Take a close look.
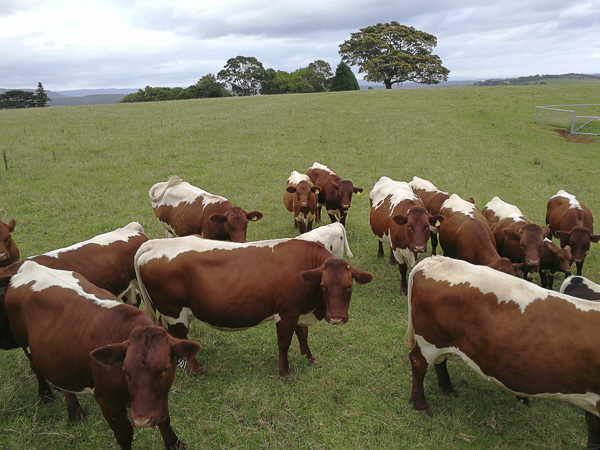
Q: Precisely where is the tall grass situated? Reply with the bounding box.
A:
[1,85,599,448]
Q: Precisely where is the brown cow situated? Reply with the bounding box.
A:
[408,177,449,256]
[406,255,600,448]
[135,236,373,376]
[283,170,320,234]
[438,194,517,275]
[539,238,572,290]
[482,196,549,280]
[546,190,599,276]
[306,162,363,226]
[0,222,148,402]
[2,261,199,449]
[369,176,443,294]
[150,175,263,242]
[0,209,19,267]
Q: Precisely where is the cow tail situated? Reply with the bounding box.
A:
[149,175,182,202]
[341,224,354,258]
[133,247,159,325]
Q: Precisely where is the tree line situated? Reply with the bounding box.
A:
[0,82,50,109]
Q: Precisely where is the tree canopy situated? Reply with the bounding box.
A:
[218,56,265,96]
[0,82,50,109]
[329,62,360,92]
[339,21,450,89]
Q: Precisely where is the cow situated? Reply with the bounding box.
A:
[0,209,19,267]
[546,190,599,276]
[135,236,373,377]
[296,222,354,259]
[560,275,600,301]
[283,170,320,234]
[149,175,263,242]
[539,238,572,290]
[2,260,199,449]
[306,162,363,226]
[0,222,148,402]
[408,177,449,256]
[406,255,600,448]
[482,197,549,280]
[437,194,517,275]
[369,176,443,294]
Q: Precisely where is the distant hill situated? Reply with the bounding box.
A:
[474,73,600,86]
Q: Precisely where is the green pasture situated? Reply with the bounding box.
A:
[1,84,599,448]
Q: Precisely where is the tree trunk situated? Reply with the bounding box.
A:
[384,80,393,89]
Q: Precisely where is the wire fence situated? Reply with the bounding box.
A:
[534,104,600,135]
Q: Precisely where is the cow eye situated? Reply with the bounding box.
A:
[162,367,170,376]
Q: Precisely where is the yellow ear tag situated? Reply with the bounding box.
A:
[435,220,441,227]
[356,191,362,195]
[315,189,320,195]
[251,216,258,221]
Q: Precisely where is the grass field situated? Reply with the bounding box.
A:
[1,84,600,449]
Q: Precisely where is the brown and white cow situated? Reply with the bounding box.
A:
[546,190,599,276]
[135,236,372,376]
[306,162,363,226]
[296,222,354,259]
[369,176,443,294]
[438,194,517,275]
[0,210,19,267]
[150,175,263,242]
[540,238,572,290]
[408,177,449,256]
[283,170,320,234]
[2,261,199,449]
[406,255,600,448]
[560,275,600,301]
[482,197,549,280]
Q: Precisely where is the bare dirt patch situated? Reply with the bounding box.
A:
[553,129,596,143]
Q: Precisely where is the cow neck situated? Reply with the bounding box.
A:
[311,247,334,315]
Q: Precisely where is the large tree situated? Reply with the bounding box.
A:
[218,56,265,96]
[35,82,50,107]
[339,21,450,89]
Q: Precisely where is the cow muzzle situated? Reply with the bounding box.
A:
[131,415,155,428]
[326,316,348,325]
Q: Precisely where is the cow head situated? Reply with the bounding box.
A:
[209,206,264,242]
[542,240,573,276]
[488,257,518,276]
[554,227,600,264]
[286,181,319,215]
[392,208,444,254]
[91,326,199,429]
[332,180,363,213]
[502,224,547,273]
[301,259,373,325]
[0,216,19,268]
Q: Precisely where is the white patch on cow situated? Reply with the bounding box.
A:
[309,162,335,175]
[42,222,144,259]
[413,256,600,314]
[274,313,282,323]
[296,222,353,258]
[483,197,525,222]
[298,312,318,326]
[370,176,418,211]
[551,189,582,209]
[287,170,310,185]
[393,247,427,269]
[159,307,194,329]
[440,194,476,218]
[414,334,600,415]
[327,208,343,220]
[12,261,121,309]
[560,276,600,295]
[409,176,448,194]
[150,179,227,208]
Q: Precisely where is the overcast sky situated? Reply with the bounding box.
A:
[2,0,599,91]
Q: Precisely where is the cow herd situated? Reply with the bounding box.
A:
[0,163,599,448]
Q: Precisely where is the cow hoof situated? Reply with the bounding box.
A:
[308,356,318,366]
[68,408,86,423]
[279,369,292,377]
[40,392,55,404]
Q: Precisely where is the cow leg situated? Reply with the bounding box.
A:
[275,321,296,377]
[95,396,134,450]
[297,220,307,234]
[63,391,85,422]
[398,263,409,295]
[23,348,54,402]
[315,205,322,224]
[434,359,457,396]
[306,220,313,232]
[377,241,385,258]
[158,416,185,450]
[576,261,584,276]
[295,325,316,365]
[586,409,600,449]
[339,214,347,226]
[328,213,338,224]
[430,233,438,256]
[409,344,431,414]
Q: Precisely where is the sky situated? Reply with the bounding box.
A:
[1,0,599,91]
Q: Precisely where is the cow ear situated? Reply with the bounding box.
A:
[301,267,323,283]
[541,226,551,238]
[392,215,408,225]
[351,267,373,285]
[555,230,571,241]
[209,213,228,224]
[90,343,128,366]
[171,338,201,362]
[247,211,263,222]
[7,219,16,232]
[503,229,520,241]
[591,235,600,243]
[332,181,340,189]
[286,186,297,194]
[311,185,321,194]
[353,187,363,195]
[429,215,444,227]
